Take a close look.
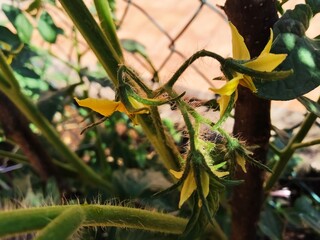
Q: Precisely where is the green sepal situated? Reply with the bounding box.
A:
[225,58,293,80]
[193,162,214,226]
[179,195,206,240]
[130,89,186,106]
[246,154,273,173]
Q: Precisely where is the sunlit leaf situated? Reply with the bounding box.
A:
[2,4,33,43]
[38,11,63,43]
[255,4,320,100]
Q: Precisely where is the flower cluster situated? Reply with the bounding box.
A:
[210,23,287,116]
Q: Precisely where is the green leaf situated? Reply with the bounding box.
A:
[37,83,80,121]
[108,0,116,13]
[298,96,320,117]
[283,196,320,235]
[0,26,23,54]
[2,4,33,43]
[112,169,172,198]
[258,207,284,240]
[306,0,320,14]
[121,39,148,57]
[255,4,320,100]
[38,11,63,43]
[2,4,20,25]
[180,195,206,240]
[282,208,304,227]
[47,0,56,5]
[300,214,320,234]
[294,196,320,218]
[26,0,42,14]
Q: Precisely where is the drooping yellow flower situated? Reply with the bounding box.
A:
[235,153,247,173]
[74,96,149,124]
[210,23,287,116]
[170,168,209,208]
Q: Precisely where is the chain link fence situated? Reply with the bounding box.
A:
[115,0,229,99]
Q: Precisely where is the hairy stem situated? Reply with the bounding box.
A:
[34,207,85,240]
[0,205,187,238]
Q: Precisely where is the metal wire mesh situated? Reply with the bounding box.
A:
[115,0,229,98]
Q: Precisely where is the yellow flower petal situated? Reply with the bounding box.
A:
[74,97,122,117]
[260,29,273,56]
[230,22,250,60]
[128,96,149,114]
[179,168,196,208]
[240,76,257,93]
[218,95,230,117]
[116,102,130,115]
[210,76,241,96]
[244,53,287,72]
[236,154,247,173]
[201,171,210,198]
[169,169,183,179]
[210,167,230,178]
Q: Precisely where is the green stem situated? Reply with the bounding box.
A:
[264,96,320,193]
[0,149,77,173]
[137,109,182,170]
[94,0,124,61]
[0,77,111,189]
[58,0,121,84]
[122,65,153,95]
[224,58,293,80]
[14,91,111,188]
[155,50,226,95]
[292,138,320,150]
[268,143,282,155]
[0,205,187,238]
[212,94,236,130]
[0,50,19,89]
[34,207,85,240]
[0,50,107,186]
[59,0,181,171]
[0,150,29,164]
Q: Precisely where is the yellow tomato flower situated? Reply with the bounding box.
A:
[235,153,247,173]
[170,168,209,208]
[210,23,287,116]
[210,166,229,178]
[74,96,149,124]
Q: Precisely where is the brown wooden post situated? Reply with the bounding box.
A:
[223,1,278,239]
